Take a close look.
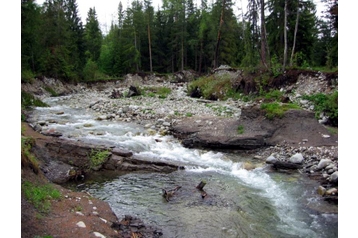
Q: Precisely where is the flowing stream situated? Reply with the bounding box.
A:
[27,94,338,238]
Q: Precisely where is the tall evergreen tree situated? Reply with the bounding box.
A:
[84,7,103,62]
[21,0,42,76]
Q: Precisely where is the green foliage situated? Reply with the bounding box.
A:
[264,89,284,101]
[261,102,300,120]
[302,91,338,126]
[21,136,39,174]
[21,70,35,83]
[89,149,111,169]
[22,181,61,213]
[83,59,98,81]
[237,125,244,134]
[44,86,58,97]
[188,74,232,100]
[270,55,282,77]
[21,91,49,109]
[185,112,193,117]
[142,86,172,98]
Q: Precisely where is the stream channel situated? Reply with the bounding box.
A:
[28,93,338,238]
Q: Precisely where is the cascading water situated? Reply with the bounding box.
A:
[27,94,338,238]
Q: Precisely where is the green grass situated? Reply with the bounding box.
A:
[301,90,338,126]
[22,181,61,213]
[142,86,172,99]
[260,102,301,120]
[188,74,233,100]
[44,86,58,97]
[185,112,193,117]
[237,125,244,134]
[89,149,111,169]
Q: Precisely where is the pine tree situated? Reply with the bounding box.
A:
[84,7,103,62]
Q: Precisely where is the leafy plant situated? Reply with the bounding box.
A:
[22,181,61,213]
[185,112,193,117]
[301,91,338,126]
[261,102,300,120]
[89,149,111,169]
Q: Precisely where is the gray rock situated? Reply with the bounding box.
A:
[317,159,332,170]
[330,171,338,183]
[289,153,304,164]
[266,155,277,164]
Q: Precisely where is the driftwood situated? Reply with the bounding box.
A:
[272,161,303,170]
[162,186,182,202]
[196,181,208,199]
[110,89,122,99]
[196,181,206,191]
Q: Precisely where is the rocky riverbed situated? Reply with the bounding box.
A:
[23,70,338,204]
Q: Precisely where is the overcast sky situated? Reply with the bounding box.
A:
[35,0,325,35]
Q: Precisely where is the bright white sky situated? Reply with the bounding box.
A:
[35,0,325,35]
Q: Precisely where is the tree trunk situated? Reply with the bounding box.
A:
[283,0,288,70]
[147,24,153,72]
[290,2,300,67]
[260,0,267,68]
[214,0,226,69]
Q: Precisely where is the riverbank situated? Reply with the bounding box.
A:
[21,70,338,237]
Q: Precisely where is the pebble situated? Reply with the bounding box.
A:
[76,221,86,228]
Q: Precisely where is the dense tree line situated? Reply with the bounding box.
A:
[21,0,338,82]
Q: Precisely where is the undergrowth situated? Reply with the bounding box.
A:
[301,90,338,126]
[22,181,61,213]
[261,102,301,120]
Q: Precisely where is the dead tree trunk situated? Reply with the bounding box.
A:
[196,181,206,190]
[162,186,182,202]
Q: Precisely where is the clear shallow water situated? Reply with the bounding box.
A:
[28,95,338,238]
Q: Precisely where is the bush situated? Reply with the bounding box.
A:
[302,91,338,126]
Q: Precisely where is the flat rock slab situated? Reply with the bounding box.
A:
[170,108,338,150]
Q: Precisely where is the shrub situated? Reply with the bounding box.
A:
[302,91,338,126]
[22,181,61,213]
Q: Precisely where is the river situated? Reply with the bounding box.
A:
[27,92,338,238]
